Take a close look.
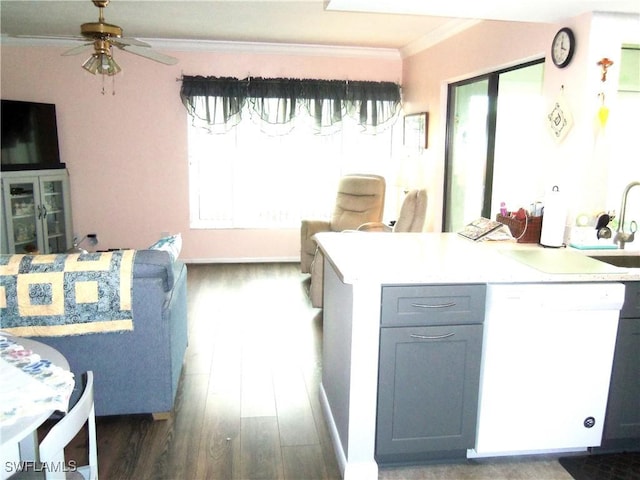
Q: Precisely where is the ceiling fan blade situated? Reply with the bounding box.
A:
[114,37,151,48]
[119,45,178,65]
[61,43,94,56]
[15,34,84,41]
[12,34,88,48]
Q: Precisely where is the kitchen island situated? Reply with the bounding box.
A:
[314,232,639,480]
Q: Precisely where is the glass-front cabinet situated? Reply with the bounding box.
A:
[1,169,73,254]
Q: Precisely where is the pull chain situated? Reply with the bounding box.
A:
[100,73,117,95]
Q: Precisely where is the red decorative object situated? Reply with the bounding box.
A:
[597,58,614,82]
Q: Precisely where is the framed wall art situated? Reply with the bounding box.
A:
[403,112,428,150]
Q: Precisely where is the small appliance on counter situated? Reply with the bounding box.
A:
[568,212,618,250]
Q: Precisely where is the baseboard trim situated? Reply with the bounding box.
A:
[184,256,300,264]
[319,383,347,477]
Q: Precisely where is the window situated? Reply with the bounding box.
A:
[608,45,640,212]
[184,77,402,229]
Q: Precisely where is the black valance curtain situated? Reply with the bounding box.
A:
[180,76,401,134]
[180,76,249,132]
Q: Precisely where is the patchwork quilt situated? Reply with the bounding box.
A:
[0,250,135,337]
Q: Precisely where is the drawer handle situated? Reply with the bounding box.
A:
[411,302,457,309]
[410,333,455,340]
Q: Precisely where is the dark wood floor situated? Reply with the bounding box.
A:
[62,263,341,480]
[54,262,575,480]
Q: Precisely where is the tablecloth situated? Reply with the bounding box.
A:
[0,334,75,427]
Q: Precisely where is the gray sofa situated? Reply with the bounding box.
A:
[29,249,188,418]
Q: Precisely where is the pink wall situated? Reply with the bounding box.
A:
[402,20,557,231]
[6,16,630,259]
[1,44,401,261]
[402,15,639,231]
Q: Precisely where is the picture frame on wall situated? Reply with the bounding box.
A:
[403,112,428,150]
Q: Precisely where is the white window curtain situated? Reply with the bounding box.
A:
[188,103,401,229]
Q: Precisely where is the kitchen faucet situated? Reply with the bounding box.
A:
[614,180,640,249]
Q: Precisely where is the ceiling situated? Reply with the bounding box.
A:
[1,0,639,56]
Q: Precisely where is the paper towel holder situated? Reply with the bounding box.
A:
[540,185,567,248]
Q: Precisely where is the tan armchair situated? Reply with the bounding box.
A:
[358,189,427,233]
[309,188,427,308]
[300,174,386,274]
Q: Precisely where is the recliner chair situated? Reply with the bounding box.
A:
[358,189,427,233]
[300,174,386,274]
[308,188,427,308]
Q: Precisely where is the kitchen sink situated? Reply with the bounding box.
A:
[589,255,640,268]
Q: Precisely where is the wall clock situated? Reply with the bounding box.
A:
[551,27,576,68]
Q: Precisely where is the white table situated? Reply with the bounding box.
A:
[0,337,72,480]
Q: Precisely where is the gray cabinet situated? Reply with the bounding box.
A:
[601,282,640,451]
[376,284,485,464]
[1,169,73,254]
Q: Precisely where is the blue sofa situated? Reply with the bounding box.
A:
[29,249,188,418]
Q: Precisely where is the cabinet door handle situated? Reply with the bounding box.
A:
[411,302,456,309]
[410,332,455,340]
[41,204,48,219]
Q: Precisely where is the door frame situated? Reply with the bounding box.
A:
[442,58,544,232]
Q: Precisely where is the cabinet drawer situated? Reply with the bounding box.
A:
[381,284,486,326]
[621,282,640,319]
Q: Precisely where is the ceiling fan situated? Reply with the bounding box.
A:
[61,0,178,76]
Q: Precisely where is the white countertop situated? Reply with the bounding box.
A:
[314,232,640,285]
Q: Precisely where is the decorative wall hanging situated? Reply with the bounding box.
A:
[547,86,573,142]
[596,57,614,128]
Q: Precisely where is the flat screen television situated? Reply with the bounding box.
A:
[1,99,64,171]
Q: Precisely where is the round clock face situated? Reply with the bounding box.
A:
[552,28,575,68]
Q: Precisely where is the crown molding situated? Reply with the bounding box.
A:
[0,35,402,61]
[400,18,481,58]
[1,17,479,61]
[0,35,82,48]
[152,38,401,60]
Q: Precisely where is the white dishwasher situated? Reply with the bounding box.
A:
[471,282,625,457]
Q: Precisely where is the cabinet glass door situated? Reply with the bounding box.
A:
[41,179,69,253]
[6,179,41,254]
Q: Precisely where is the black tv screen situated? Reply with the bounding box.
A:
[1,99,64,171]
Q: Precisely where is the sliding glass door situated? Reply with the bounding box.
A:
[443,60,544,232]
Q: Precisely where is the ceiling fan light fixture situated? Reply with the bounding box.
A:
[61,0,178,84]
[82,51,121,76]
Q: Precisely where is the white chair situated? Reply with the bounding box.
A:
[39,371,98,480]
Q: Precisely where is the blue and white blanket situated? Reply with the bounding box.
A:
[0,251,135,336]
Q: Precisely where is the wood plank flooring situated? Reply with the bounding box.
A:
[61,263,340,480]
[52,263,573,479]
